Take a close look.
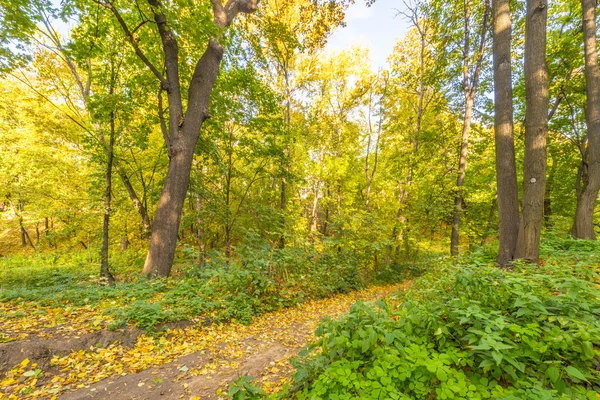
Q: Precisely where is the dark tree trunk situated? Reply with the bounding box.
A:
[20,224,26,247]
[100,109,116,285]
[573,0,600,239]
[492,0,520,266]
[516,0,549,263]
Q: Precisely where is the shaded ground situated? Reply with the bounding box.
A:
[0,281,411,399]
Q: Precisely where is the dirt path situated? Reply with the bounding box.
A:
[1,282,411,399]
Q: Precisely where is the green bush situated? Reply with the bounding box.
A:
[289,246,600,399]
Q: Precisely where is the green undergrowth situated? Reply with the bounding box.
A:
[232,238,600,399]
[0,242,415,330]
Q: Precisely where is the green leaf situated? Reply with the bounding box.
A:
[436,367,448,382]
[565,366,588,382]
[546,366,559,383]
[581,341,595,359]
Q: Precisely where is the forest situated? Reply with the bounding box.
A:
[0,0,599,398]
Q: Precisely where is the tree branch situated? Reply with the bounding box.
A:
[95,0,167,87]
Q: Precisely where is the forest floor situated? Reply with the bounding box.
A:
[0,280,412,400]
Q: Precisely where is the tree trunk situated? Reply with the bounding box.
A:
[120,221,129,250]
[116,167,152,236]
[573,0,600,239]
[195,194,206,267]
[516,0,549,262]
[143,39,227,277]
[451,94,474,256]
[309,183,319,235]
[100,109,116,285]
[20,223,26,247]
[492,0,520,266]
[544,154,556,230]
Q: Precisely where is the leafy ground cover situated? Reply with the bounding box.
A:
[251,238,600,399]
[0,281,410,399]
[1,244,409,343]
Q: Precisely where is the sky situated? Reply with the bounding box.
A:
[326,0,410,70]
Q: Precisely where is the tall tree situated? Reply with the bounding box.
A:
[98,0,259,277]
[492,0,519,265]
[572,0,600,239]
[516,0,549,262]
[450,0,491,256]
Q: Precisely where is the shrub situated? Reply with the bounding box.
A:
[290,250,600,399]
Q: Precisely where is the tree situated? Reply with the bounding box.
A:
[96,0,259,277]
[516,0,549,262]
[444,0,491,256]
[572,0,600,239]
[492,0,519,265]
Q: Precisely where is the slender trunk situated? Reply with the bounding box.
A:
[224,122,233,260]
[279,176,286,248]
[450,0,490,256]
[322,186,330,236]
[117,167,152,236]
[573,0,600,239]
[100,109,116,285]
[279,67,291,249]
[35,223,40,244]
[20,223,26,247]
[492,0,520,266]
[309,183,319,235]
[516,0,549,262]
[195,194,206,267]
[451,94,475,256]
[120,221,129,250]
[544,154,556,230]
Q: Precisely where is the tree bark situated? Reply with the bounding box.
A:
[138,0,257,277]
[492,0,520,266]
[516,0,549,262]
[572,0,600,239]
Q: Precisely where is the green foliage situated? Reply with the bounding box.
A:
[229,376,267,400]
[289,240,600,399]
